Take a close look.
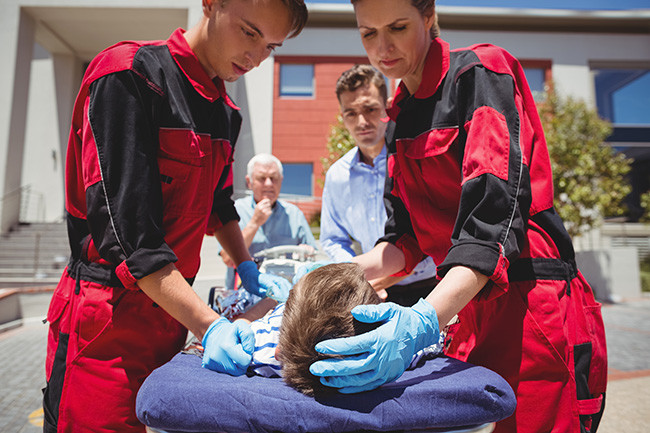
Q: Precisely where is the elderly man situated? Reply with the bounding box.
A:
[220,153,317,289]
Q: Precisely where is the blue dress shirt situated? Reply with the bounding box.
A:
[320,146,436,285]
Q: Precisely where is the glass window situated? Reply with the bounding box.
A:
[281,163,313,196]
[523,67,546,102]
[593,66,650,221]
[280,64,314,97]
[594,68,650,126]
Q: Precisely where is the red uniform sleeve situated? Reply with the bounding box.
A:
[84,71,177,287]
[438,61,532,298]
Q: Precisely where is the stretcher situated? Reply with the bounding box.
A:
[136,246,516,432]
[136,352,516,433]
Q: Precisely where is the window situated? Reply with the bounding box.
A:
[523,67,547,102]
[593,66,650,145]
[594,68,650,128]
[281,163,313,196]
[592,66,650,221]
[279,64,314,97]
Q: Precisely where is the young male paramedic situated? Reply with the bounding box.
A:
[42,0,307,432]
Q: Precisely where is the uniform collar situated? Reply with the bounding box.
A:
[167,28,240,110]
[386,38,450,120]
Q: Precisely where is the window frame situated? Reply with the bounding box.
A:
[280,162,314,197]
[278,63,315,99]
[520,59,553,102]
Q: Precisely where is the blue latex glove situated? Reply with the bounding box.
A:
[292,260,334,285]
[309,298,439,393]
[237,260,293,302]
[202,317,255,375]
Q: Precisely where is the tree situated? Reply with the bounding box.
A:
[320,115,355,183]
[640,191,650,223]
[538,89,632,238]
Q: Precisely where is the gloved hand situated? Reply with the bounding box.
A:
[237,260,293,302]
[309,298,439,393]
[292,260,334,285]
[202,317,255,375]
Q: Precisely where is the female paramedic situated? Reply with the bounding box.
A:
[307,1,608,432]
[41,0,306,432]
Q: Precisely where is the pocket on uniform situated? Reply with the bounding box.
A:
[397,128,461,212]
[403,127,458,159]
[158,128,210,216]
[47,276,72,330]
[75,282,127,356]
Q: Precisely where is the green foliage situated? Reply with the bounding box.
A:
[640,254,650,292]
[538,89,632,238]
[640,190,650,223]
[320,115,356,182]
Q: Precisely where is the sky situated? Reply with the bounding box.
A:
[307,0,650,10]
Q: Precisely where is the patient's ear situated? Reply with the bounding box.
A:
[275,346,282,361]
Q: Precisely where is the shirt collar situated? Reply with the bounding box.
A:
[386,38,450,120]
[351,145,387,169]
[167,28,240,110]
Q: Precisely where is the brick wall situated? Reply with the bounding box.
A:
[272,56,368,198]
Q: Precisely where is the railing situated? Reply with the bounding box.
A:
[0,185,47,227]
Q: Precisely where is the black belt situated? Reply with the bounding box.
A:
[508,258,577,294]
[67,258,195,290]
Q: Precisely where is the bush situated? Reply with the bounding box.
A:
[320,115,355,184]
[640,254,650,293]
[538,89,632,238]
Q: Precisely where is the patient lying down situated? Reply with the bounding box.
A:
[190,263,441,396]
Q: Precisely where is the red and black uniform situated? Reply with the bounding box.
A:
[43,29,242,433]
[380,38,607,433]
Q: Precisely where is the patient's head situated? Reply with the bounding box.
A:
[277,263,381,396]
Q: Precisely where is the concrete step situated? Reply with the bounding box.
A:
[0,222,68,288]
[0,245,69,254]
[0,277,59,289]
[0,289,23,332]
[0,259,67,268]
[0,264,65,275]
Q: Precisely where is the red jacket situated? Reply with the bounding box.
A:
[381,38,569,295]
[64,28,241,288]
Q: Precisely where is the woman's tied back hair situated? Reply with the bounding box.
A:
[278,263,381,396]
[350,0,439,39]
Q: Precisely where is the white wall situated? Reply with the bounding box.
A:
[443,30,650,104]
[8,16,650,224]
[21,46,64,222]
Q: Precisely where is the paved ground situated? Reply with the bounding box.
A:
[1,238,648,432]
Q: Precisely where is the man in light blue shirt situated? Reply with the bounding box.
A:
[219,154,317,289]
[320,65,436,306]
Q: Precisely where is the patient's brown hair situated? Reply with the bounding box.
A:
[277,263,381,396]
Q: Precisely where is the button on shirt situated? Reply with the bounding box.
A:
[320,146,436,285]
[221,195,317,290]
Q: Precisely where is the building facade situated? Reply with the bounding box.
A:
[1,1,649,233]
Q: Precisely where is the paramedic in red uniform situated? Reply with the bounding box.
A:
[41,0,307,432]
[308,1,608,432]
